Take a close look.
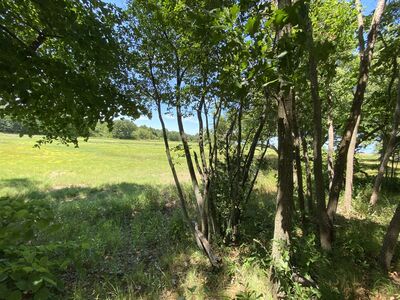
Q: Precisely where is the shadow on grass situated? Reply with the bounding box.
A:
[0,178,277,299]
[1,177,399,299]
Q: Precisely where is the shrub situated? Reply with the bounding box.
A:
[0,197,72,299]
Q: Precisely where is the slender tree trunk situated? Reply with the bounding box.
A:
[230,101,243,243]
[176,104,208,237]
[271,0,294,263]
[305,3,332,250]
[301,134,314,213]
[156,100,190,224]
[327,91,335,190]
[327,0,386,223]
[157,101,220,267]
[343,115,361,213]
[148,57,220,267]
[370,78,400,205]
[272,87,294,260]
[379,204,400,271]
[293,97,305,223]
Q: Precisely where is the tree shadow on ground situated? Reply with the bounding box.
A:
[2,177,399,299]
[310,213,400,299]
[0,178,277,299]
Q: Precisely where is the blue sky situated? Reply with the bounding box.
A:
[106,0,379,153]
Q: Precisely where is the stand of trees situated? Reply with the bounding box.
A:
[1,0,400,298]
[0,118,195,141]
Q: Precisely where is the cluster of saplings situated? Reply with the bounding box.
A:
[1,0,400,298]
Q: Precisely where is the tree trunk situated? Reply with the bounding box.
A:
[271,0,294,263]
[327,91,335,190]
[343,115,361,213]
[370,79,400,205]
[326,0,386,223]
[148,57,220,267]
[305,3,332,250]
[176,104,208,237]
[293,97,305,223]
[301,134,314,213]
[379,204,400,271]
[272,87,294,260]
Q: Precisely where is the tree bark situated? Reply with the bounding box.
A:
[305,3,332,250]
[379,203,400,271]
[272,86,294,260]
[326,0,386,223]
[293,97,305,223]
[343,115,361,213]
[327,91,335,190]
[301,134,314,214]
[176,104,208,237]
[370,78,400,205]
[271,0,294,263]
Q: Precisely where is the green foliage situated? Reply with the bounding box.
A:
[0,197,71,299]
[235,284,263,300]
[111,119,137,139]
[0,118,31,135]
[271,238,322,300]
[0,0,145,144]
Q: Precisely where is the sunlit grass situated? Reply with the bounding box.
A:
[1,133,400,299]
[0,133,189,191]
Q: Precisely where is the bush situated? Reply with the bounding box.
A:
[0,197,72,300]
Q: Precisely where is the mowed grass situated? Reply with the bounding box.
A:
[1,133,400,299]
[0,133,277,299]
[0,133,190,190]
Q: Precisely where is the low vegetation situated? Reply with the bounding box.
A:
[0,134,399,299]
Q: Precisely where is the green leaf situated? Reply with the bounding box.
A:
[34,287,50,300]
[277,51,288,58]
[245,17,259,35]
[43,277,57,287]
[9,290,22,300]
[15,210,29,219]
[0,283,11,296]
[15,279,30,291]
[230,4,240,19]
[274,9,289,25]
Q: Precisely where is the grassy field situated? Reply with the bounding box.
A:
[0,134,189,188]
[1,133,400,299]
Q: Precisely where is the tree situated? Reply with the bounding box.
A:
[369,1,400,205]
[271,0,294,268]
[0,0,144,144]
[343,0,369,213]
[380,203,400,271]
[370,77,400,205]
[326,0,386,245]
[128,0,275,266]
[304,0,332,250]
[112,120,137,139]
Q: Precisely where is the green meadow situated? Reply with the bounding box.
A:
[1,133,399,299]
[0,134,188,188]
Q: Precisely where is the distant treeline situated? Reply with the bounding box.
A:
[0,118,195,141]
